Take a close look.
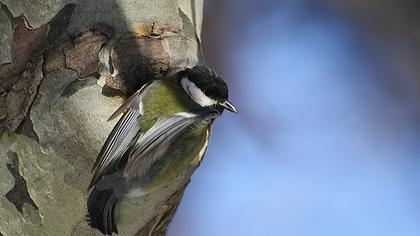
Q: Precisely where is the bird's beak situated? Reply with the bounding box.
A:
[221,100,238,113]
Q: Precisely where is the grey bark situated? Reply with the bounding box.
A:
[0,0,204,235]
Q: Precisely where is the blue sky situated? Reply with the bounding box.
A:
[168,2,420,236]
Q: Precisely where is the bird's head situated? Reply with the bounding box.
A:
[177,65,237,113]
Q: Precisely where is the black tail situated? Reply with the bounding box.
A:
[87,188,119,235]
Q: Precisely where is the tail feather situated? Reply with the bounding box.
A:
[87,188,119,235]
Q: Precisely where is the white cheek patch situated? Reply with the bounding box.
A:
[181,78,218,107]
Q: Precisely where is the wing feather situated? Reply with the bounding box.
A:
[89,83,151,188]
[107,82,151,121]
[124,107,219,179]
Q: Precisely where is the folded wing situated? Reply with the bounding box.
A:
[124,107,220,179]
[89,83,151,189]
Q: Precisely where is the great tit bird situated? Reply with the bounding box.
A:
[87,65,237,235]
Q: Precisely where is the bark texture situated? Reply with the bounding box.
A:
[0,0,204,235]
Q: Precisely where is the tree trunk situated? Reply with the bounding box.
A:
[0,0,204,235]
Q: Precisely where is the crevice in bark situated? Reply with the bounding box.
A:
[102,84,126,98]
[61,77,97,98]
[5,152,39,215]
[16,117,39,143]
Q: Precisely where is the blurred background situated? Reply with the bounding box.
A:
[169,0,420,235]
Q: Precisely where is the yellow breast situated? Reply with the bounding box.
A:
[141,79,199,131]
[139,79,212,190]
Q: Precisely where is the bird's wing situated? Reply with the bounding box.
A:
[107,83,151,121]
[89,83,151,188]
[124,107,220,180]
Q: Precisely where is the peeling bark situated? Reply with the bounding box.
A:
[0,1,205,235]
[5,56,44,133]
[43,41,68,74]
[65,31,108,79]
[0,16,48,82]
